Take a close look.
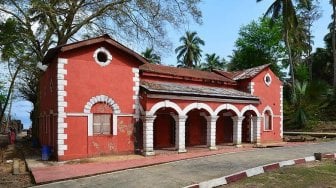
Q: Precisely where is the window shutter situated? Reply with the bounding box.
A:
[93,114,112,135]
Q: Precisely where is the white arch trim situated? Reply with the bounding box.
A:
[139,104,145,116]
[240,104,261,117]
[83,94,121,113]
[262,105,274,131]
[182,102,214,116]
[214,104,241,116]
[147,100,182,116]
[262,106,274,116]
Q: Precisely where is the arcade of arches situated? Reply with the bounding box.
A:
[139,102,264,156]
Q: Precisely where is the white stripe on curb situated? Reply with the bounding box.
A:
[199,176,227,188]
[279,159,295,167]
[245,166,264,177]
[183,154,334,188]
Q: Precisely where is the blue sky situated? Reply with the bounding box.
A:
[162,0,332,65]
[10,0,333,128]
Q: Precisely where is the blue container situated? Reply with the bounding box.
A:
[41,145,51,161]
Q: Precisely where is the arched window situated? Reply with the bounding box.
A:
[264,110,272,130]
[91,102,113,135]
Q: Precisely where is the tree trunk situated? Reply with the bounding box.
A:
[0,64,22,126]
[332,0,336,88]
[285,29,296,94]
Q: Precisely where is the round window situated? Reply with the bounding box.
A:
[264,73,272,86]
[97,51,108,62]
[93,47,112,67]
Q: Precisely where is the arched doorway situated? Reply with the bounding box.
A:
[242,111,257,143]
[185,109,208,146]
[153,108,176,149]
[216,110,236,144]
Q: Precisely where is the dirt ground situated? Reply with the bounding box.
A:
[0,133,33,188]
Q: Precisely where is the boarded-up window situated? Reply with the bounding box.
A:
[93,114,112,135]
[264,111,272,130]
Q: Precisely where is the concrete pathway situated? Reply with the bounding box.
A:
[30,145,256,183]
[34,141,336,188]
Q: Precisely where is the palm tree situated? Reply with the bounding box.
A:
[175,31,205,68]
[141,47,161,64]
[257,0,311,91]
[200,53,227,71]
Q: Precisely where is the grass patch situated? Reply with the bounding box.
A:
[224,160,336,188]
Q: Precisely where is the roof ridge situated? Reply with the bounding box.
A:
[42,34,148,65]
[214,64,271,81]
[140,63,236,84]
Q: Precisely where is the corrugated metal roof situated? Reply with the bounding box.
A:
[140,63,236,84]
[141,81,259,100]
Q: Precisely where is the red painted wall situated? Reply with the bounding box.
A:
[61,43,137,114]
[57,42,140,160]
[62,116,88,160]
[154,114,175,148]
[252,68,282,143]
[39,58,58,152]
[186,110,207,146]
[216,116,233,144]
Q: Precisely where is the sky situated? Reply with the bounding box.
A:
[9,0,333,129]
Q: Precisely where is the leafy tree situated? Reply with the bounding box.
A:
[175,31,205,68]
[257,0,311,88]
[229,18,285,78]
[0,18,28,126]
[0,0,202,137]
[199,53,227,71]
[141,48,161,64]
[311,48,333,84]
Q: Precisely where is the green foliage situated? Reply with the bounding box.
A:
[141,48,161,64]
[318,89,336,121]
[285,80,329,129]
[229,17,285,78]
[175,31,205,68]
[199,53,227,71]
[311,48,333,85]
[294,63,309,82]
[0,18,26,60]
[0,81,5,105]
[258,0,313,88]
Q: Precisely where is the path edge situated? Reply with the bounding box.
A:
[185,153,336,188]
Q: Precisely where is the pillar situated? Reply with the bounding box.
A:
[175,115,187,153]
[232,116,244,147]
[143,115,156,156]
[206,115,218,150]
[252,116,262,145]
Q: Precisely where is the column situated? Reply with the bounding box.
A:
[143,115,156,156]
[206,115,218,150]
[232,116,244,147]
[175,115,187,153]
[252,116,262,145]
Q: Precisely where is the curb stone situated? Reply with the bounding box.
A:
[185,152,336,188]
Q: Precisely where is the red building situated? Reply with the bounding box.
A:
[39,35,283,161]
